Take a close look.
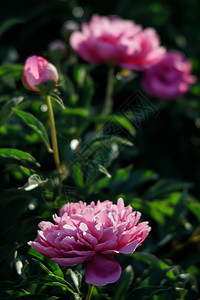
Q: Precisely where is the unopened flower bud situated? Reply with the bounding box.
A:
[23,55,58,93]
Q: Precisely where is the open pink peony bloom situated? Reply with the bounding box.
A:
[141,51,196,100]
[29,198,150,286]
[118,28,166,70]
[23,56,58,93]
[70,14,165,70]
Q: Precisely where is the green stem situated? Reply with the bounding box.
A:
[45,95,62,195]
[86,284,93,300]
[102,65,115,117]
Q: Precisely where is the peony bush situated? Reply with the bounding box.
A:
[0,2,199,300]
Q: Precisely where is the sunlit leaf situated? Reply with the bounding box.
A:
[0,148,40,166]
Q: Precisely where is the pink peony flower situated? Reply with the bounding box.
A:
[70,14,165,70]
[141,51,196,100]
[118,28,166,70]
[29,198,150,286]
[23,55,58,93]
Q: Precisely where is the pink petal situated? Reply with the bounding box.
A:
[85,254,121,286]
[28,241,58,258]
[118,240,139,254]
[95,240,118,251]
[52,256,90,266]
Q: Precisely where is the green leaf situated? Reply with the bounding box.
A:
[20,174,47,191]
[88,165,133,194]
[74,65,86,87]
[91,135,134,148]
[132,253,170,271]
[29,249,64,279]
[72,163,84,188]
[143,180,192,199]
[28,247,44,261]
[0,96,24,127]
[14,109,52,152]
[0,148,40,166]
[0,64,23,78]
[51,94,66,110]
[63,107,89,118]
[111,114,136,135]
[186,200,200,221]
[82,74,94,108]
[67,269,82,294]
[15,275,73,292]
[112,265,134,300]
[97,163,111,178]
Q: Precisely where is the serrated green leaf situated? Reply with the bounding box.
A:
[0,148,40,166]
[0,96,24,127]
[14,109,52,152]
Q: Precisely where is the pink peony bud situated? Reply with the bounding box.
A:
[70,14,165,70]
[23,55,58,93]
[29,198,151,286]
[141,51,196,100]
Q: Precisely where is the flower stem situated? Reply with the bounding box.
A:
[45,94,62,195]
[102,65,115,117]
[86,284,93,300]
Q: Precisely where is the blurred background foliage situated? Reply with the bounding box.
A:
[0,0,200,299]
